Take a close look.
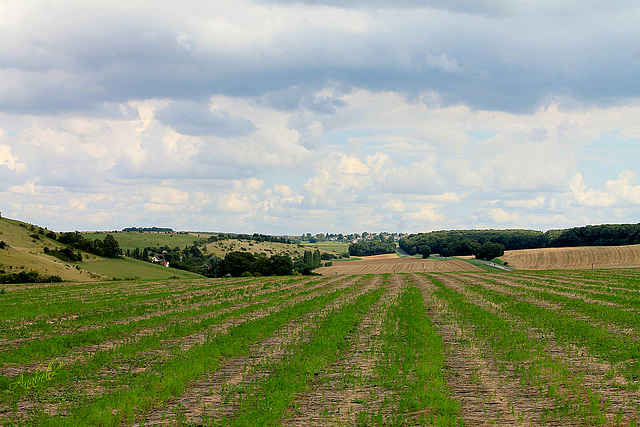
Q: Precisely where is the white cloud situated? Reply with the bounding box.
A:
[503,196,546,209]
[568,173,616,207]
[477,208,521,224]
[148,187,190,205]
[2,1,640,233]
[604,170,640,205]
[0,143,26,173]
[443,158,483,188]
[402,204,446,223]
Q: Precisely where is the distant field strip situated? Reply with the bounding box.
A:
[317,256,483,275]
[501,244,640,270]
[1,268,639,425]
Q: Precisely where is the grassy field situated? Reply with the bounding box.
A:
[2,268,640,425]
[0,218,106,282]
[75,257,203,280]
[204,239,336,259]
[301,241,350,255]
[0,218,205,282]
[83,232,210,252]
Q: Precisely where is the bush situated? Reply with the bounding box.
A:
[0,271,64,284]
[48,247,83,262]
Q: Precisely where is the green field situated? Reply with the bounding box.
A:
[301,241,350,254]
[2,268,640,425]
[84,232,210,252]
[74,257,203,280]
[0,219,207,282]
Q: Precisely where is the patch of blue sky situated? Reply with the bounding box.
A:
[578,131,640,184]
[465,130,499,143]
[321,128,412,151]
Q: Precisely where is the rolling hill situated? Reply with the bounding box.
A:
[0,218,201,282]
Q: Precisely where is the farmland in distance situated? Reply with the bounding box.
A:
[2,267,640,426]
[501,244,640,270]
[317,254,484,275]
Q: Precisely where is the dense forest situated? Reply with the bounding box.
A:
[348,241,397,257]
[399,224,640,257]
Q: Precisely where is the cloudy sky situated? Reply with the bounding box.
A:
[1,0,640,234]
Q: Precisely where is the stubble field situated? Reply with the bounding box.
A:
[500,244,640,270]
[1,268,640,426]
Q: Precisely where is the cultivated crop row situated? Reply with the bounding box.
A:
[1,268,639,425]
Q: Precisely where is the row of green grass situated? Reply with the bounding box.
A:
[430,273,626,425]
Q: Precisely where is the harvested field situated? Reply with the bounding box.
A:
[2,268,640,426]
[316,255,483,275]
[501,244,640,270]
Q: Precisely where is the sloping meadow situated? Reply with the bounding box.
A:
[1,269,639,426]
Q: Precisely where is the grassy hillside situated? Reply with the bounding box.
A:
[301,241,350,255]
[0,218,201,282]
[84,232,340,260]
[75,257,203,280]
[203,238,336,259]
[84,232,211,252]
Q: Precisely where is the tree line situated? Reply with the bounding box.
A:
[348,241,397,257]
[56,232,121,259]
[399,224,640,260]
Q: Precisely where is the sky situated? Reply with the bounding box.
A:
[1,0,640,234]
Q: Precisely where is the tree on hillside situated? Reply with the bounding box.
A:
[220,252,256,277]
[102,234,121,258]
[475,242,505,261]
[270,254,294,276]
[418,244,431,259]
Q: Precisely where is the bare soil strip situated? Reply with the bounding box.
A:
[1,277,295,341]
[0,277,337,378]
[459,273,640,340]
[411,274,549,426]
[280,275,402,426]
[0,276,359,423]
[468,272,638,308]
[437,273,640,424]
[135,276,378,426]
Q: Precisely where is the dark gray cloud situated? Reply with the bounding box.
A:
[1,2,639,116]
[155,101,256,137]
[253,86,350,113]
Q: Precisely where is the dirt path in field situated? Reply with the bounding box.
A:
[436,273,640,425]
[412,273,554,426]
[280,274,403,426]
[134,275,380,426]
